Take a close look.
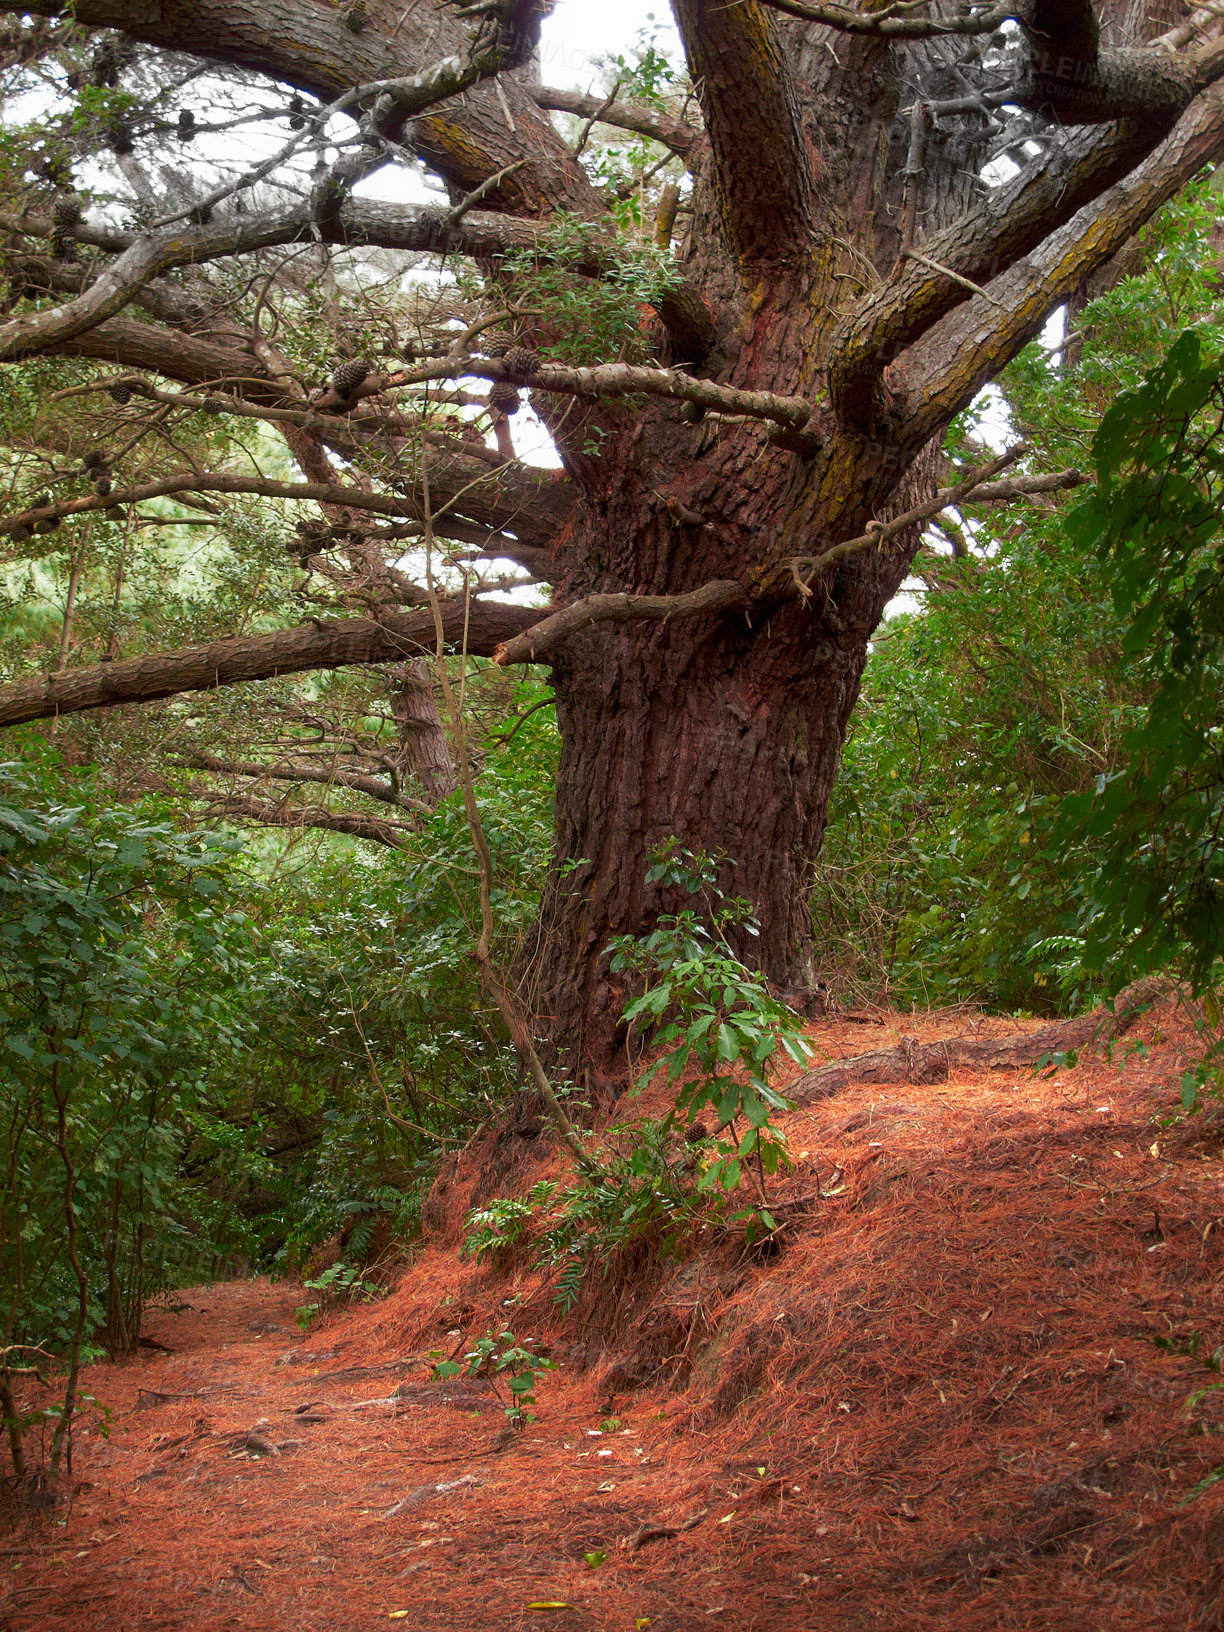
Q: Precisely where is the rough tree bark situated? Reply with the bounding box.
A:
[387,663,457,807]
[0,0,1220,1083]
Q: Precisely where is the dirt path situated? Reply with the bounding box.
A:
[4,1280,750,1632]
[7,994,1224,1630]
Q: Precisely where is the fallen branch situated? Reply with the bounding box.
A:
[790,976,1172,1102]
[626,1509,709,1552]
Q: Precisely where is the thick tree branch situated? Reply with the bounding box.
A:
[0,0,595,218]
[492,578,750,666]
[670,0,814,263]
[451,358,816,433]
[903,77,1224,444]
[197,792,415,848]
[0,467,571,554]
[756,0,1012,36]
[525,84,698,156]
[0,225,243,362]
[0,603,540,729]
[829,83,1218,431]
[180,751,430,811]
[3,195,716,365]
[1016,2,1195,125]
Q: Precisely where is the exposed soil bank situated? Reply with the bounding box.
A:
[6,994,1224,1630]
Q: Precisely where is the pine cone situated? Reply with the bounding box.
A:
[343,0,367,31]
[504,346,541,378]
[199,395,228,416]
[9,523,32,543]
[488,381,520,415]
[108,123,134,156]
[332,358,371,397]
[107,383,133,404]
[35,518,60,534]
[177,108,196,141]
[93,476,112,496]
[288,95,306,130]
[91,49,118,87]
[52,194,82,227]
[81,450,108,472]
[416,204,449,237]
[481,329,513,358]
[49,228,77,262]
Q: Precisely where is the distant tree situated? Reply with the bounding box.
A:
[0,0,1221,1080]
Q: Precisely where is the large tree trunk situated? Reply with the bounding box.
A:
[536,599,897,1078]
[0,0,1216,1091]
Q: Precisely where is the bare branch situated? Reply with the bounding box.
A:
[0,467,569,550]
[492,579,750,667]
[755,0,1012,37]
[0,604,540,730]
[197,792,415,848]
[442,358,816,435]
[180,751,430,812]
[525,84,698,156]
[790,450,1087,583]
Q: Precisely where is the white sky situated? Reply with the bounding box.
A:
[539,2,681,87]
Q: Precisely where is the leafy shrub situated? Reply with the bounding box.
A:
[430,1328,556,1429]
[462,844,809,1308]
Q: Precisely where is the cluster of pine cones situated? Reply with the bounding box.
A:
[481,331,543,417]
[82,448,114,497]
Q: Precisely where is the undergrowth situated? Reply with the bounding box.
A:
[461,845,810,1308]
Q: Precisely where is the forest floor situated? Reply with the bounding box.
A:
[7,994,1224,1630]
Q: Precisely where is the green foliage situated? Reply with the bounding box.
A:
[430,1327,556,1428]
[462,845,805,1308]
[815,179,1224,1012]
[1052,329,1224,991]
[1145,1331,1224,1500]
[294,1259,380,1328]
[609,841,808,1185]
[0,749,254,1470]
[464,1124,713,1311]
[502,214,681,366]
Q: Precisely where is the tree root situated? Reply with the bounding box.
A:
[789,976,1173,1103]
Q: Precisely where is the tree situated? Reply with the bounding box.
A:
[0,0,1222,1080]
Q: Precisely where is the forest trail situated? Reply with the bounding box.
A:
[8,994,1224,1631]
